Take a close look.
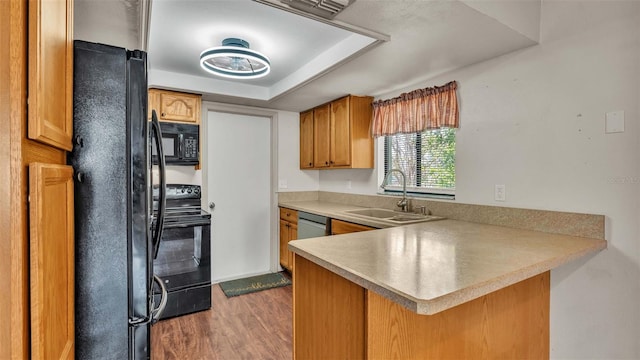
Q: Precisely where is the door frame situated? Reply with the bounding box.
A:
[201,102,280,275]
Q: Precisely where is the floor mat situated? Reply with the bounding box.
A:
[219,272,291,297]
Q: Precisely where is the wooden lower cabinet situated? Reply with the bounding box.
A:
[293,255,550,359]
[279,208,298,272]
[331,219,376,235]
[293,255,365,359]
[29,163,74,359]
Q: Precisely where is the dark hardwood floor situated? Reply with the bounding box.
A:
[151,281,292,359]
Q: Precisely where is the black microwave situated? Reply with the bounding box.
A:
[152,122,199,166]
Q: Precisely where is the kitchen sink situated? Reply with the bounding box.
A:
[345,208,399,218]
[343,208,444,224]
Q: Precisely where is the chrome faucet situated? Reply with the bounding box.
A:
[380,169,410,212]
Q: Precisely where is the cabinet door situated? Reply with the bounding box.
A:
[299,110,314,169]
[330,97,351,167]
[313,104,331,168]
[280,219,292,271]
[288,222,298,273]
[28,0,73,151]
[153,89,201,124]
[29,163,74,359]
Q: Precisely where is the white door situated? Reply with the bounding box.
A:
[206,111,271,282]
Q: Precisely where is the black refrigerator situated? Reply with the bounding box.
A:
[69,40,167,359]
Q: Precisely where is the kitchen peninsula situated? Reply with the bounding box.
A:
[288,207,606,359]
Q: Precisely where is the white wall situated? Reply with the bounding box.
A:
[277,111,320,192]
[306,1,640,358]
[165,166,201,185]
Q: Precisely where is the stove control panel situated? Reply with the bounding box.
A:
[154,184,201,200]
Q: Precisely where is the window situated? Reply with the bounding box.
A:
[383,128,455,197]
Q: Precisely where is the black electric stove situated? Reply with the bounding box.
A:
[152,184,212,319]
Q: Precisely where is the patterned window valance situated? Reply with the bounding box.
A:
[371,81,459,137]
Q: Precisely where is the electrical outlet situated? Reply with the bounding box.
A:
[494,184,506,201]
[347,180,352,189]
[278,179,288,189]
[605,110,625,133]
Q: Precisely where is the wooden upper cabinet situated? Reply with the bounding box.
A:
[313,104,331,168]
[149,89,202,124]
[28,0,73,151]
[300,110,314,169]
[301,95,374,169]
[330,96,351,167]
[29,163,74,360]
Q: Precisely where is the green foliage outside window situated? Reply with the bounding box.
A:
[384,128,455,193]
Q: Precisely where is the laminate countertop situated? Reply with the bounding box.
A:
[283,201,607,315]
[279,200,444,228]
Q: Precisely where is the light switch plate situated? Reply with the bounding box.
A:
[495,184,506,201]
[605,110,625,133]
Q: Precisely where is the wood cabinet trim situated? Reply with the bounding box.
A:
[1,1,29,357]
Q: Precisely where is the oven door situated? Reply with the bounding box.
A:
[153,221,211,292]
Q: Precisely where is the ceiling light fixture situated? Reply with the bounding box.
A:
[199,38,271,79]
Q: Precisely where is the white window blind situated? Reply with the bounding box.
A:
[383,128,455,196]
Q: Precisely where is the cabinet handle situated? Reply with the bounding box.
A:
[308,162,312,166]
[330,161,334,164]
[325,161,329,165]
[286,212,290,216]
[161,112,166,117]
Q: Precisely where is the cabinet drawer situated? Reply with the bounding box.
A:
[331,219,376,235]
[280,208,298,223]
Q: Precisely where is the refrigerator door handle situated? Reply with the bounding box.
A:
[151,110,167,259]
[150,274,168,322]
[129,274,168,326]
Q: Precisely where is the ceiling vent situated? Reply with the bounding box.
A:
[281,0,355,19]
